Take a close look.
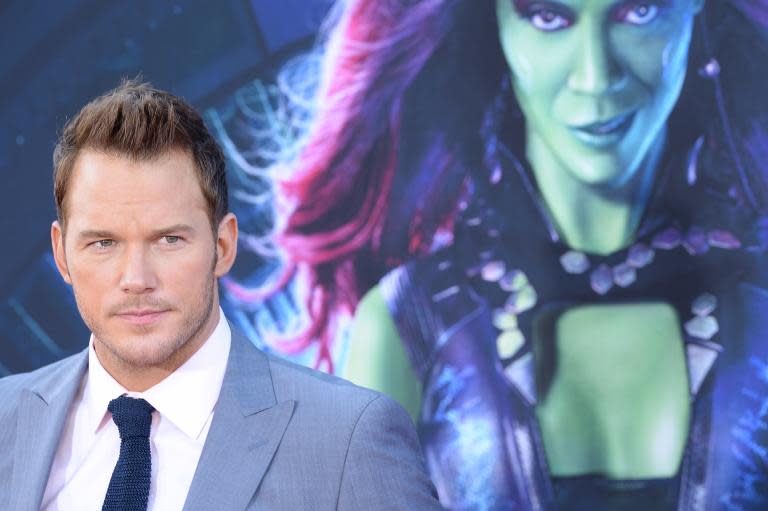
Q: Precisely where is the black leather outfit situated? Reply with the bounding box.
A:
[379,148,768,510]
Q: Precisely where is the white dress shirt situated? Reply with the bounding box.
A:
[40,310,231,511]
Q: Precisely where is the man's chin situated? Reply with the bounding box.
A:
[95,335,183,370]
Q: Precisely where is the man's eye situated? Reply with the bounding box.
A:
[162,236,181,244]
[94,239,114,249]
[618,3,660,25]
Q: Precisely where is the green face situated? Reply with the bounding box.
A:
[496,0,704,187]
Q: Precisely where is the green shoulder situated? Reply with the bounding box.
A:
[345,284,422,420]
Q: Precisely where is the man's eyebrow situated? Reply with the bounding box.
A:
[149,224,196,237]
[77,229,115,240]
[76,224,196,240]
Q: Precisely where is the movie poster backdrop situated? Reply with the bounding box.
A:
[221,1,768,509]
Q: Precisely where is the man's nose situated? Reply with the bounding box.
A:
[119,246,157,293]
[567,22,625,96]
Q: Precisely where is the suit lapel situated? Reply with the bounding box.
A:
[10,351,88,511]
[183,329,295,511]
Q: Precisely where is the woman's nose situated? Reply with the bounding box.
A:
[567,22,625,96]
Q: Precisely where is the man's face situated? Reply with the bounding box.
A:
[52,149,237,373]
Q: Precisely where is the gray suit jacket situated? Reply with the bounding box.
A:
[0,328,442,510]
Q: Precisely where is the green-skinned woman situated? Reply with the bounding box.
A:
[247,0,768,508]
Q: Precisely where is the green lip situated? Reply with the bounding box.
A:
[570,112,636,147]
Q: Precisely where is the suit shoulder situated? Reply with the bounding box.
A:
[0,351,85,402]
[265,352,386,417]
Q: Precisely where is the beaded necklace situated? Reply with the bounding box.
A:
[452,141,747,400]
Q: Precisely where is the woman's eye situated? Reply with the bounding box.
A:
[620,3,660,25]
[529,9,572,31]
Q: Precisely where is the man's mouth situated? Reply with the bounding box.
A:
[116,309,169,326]
[570,111,636,147]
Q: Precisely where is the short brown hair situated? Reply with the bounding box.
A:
[53,79,228,230]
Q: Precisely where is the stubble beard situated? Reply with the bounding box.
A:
[79,274,217,371]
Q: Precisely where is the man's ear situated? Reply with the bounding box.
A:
[214,213,238,278]
[51,221,72,285]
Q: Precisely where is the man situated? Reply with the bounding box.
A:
[0,81,441,510]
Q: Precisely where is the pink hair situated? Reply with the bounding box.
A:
[265,0,460,371]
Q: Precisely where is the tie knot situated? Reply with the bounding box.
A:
[108,396,154,439]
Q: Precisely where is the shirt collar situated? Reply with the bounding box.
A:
[85,308,231,440]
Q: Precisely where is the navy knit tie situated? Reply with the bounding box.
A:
[102,396,154,511]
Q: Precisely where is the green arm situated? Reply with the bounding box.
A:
[345,285,422,421]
